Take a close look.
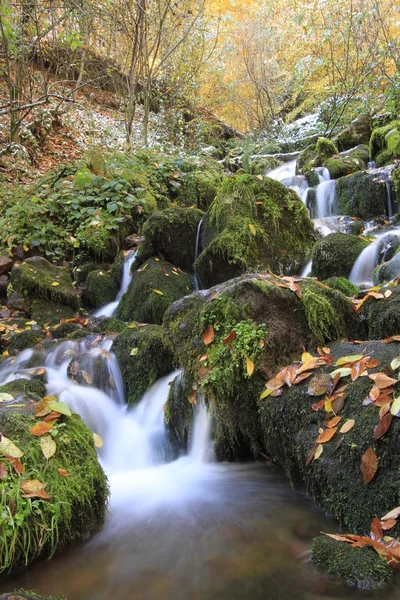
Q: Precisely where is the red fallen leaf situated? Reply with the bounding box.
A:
[30,422,53,436]
[329,373,341,397]
[296,359,325,374]
[351,360,367,382]
[374,413,393,440]
[203,325,214,346]
[316,427,338,443]
[311,400,325,411]
[58,468,69,477]
[361,447,378,484]
[370,517,383,541]
[266,374,285,391]
[366,358,380,368]
[381,518,397,530]
[20,478,50,499]
[369,373,398,389]
[379,386,395,396]
[223,330,236,344]
[44,411,61,422]
[288,280,302,299]
[6,456,24,475]
[0,462,8,480]
[379,403,392,418]
[293,372,313,384]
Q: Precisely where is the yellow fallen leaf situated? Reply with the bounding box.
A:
[152,289,164,295]
[248,224,256,236]
[246,356,254,376]
[52,281,60,286]
[259,388,273,400]
[314,444,323,460]
[339,419,355,433]
[93,432,103,448]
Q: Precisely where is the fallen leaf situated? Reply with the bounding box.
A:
[390,358,400,371]
[330,367,352,379]
[280,366,297,387]
[339,419,355,433]
[0,435,24,458]
[246,357,254,377]
[323,532,354,543]
[44,411,61,422]
[35,368,46,376]
[370,517,383,541]
[48,401,71,417]
[93,432,103,448]
[374,413,393,440]
[0,463,8,480]
[249,223,256,236]
[316,427,337,443]
[130,347,139,356]
[366,358,380,369]
[51,281,60,286]
[369,373,398,389]
[223,330,236,344]
[314,444,323,460]
[152,289,164,295]
[0,393,14,402]
[384,290,393,298]
[20,479,50,499]
[381,518,397,530]
[293,372,313,384]
[82,371,92,385]
[30,422,53,436]
[307,373,332,396]
[6,456,24,475]
[327,416,341,428]
[361,447,378,484]
[203,325,214,346]
[35,398,53,417]
[335,354,364,366]
[40,435,56,460]
[324,397,333,412]
[390,396,400,416]
[259,388,273,400]
[382,507,400,521]
[189,390,197,404]
[58,467,69,477]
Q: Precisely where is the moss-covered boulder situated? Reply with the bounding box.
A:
[29,298,77,326]
[0,398,108,574]
[311,233,369,280]
[361,286,400,339]
[163,274,363,459]
[336,172,388,219]
[259,340,400,535]
[194,175,318,289]
[323,276,359,296]
[297,137,338,173]
[374,252,400,285]
[112,324,173,405]
[142,207,204,271]
[0,378,46,402]
[312,536,392,589]
[323,154,366,180]
[93,317,127,334]
[165,372,194,453]
[116,257,193,325]
[10,257,80,310]
[84,269,118,309]
[175,166,223,211]
[8,330,45,353]
[333,114,372,151]
[369,121,400,162]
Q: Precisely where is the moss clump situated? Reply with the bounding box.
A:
[73,262,103,284]
[323,156,365,180]
[93,317,127,334]
[165,372,194,453]
[84,270,118,309]
[51,322,81,338]
[142,207,204,271]
[315,137,338,162]
[116,257,193,325]
[375,149,394,167]
[194,174,317,288]
[8,330,45,353]
[175,168,223,211]
[312,536,392,589]
[301,283,350,345]
[333,115,372,151]
[298,138,338,174]
[362,287,400,339]
[0,591,63,600]
[0,378,46,400]
[112,324,173,405]
[29,298,77,326]
[68,329,89,340]
[336,172,388,219]
[0,405,108,573]
[369,121,400,161]
[323,277,360,296]
[10,257,80,310]
[248,157,281,176]
[311,233,369,280]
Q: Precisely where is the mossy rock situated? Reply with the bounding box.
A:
[361,286,400,339]
[110,251,125,287]
[323,277,359,296]
[116,257,193,325]
[93,317,127,334]
[10,257,80,310]
[376,149,395,167]
[163,275,362,458]
[323,155,366,180]
[51,322,81,339]
[369,121,400,161]
[30,299,77,326]
[8,330,45,353]
[259,340,400,535]
[0,378,46,402]
[142,207,204,271]
[165,372,194,453]
[194,174,318,289]
[312,536,392,590]
[311,233,369,280]
[112,324,173,406]
[68,329,89,340]
[0,591,63,600]
[297,138,338,173]
[374,253,400,285]
[0,402,108,574]
[84,270,118,309]
[74,262,106,284]
[175,168,223,211]
[333,114,372,151]
[336,172,388,219]
[248,157,281,176]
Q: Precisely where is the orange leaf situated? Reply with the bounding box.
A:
[246,357,254,377]
[369,386,381,402]
[280,366,297,387]
[381,518,397,530]
[223,330,236,344]
[6,456,24,475]
[316,427,337,443]
[339,419,355,433]
[327,416,341,428]
[374,413,393,440]
[203,325,214,346]
[20,478,50,499]
[375,395,393,407]
[366,358,380,368]
[30,422,53,437]
[369,373,398,389]
[361,447,378,484]
[35,368,46,376]
[293,372,313,384]
[57,468,69,477]
[44,411,61,422]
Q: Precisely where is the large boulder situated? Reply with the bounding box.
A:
[112,324,173,405]
[141,207,204,271]
[361,285,400,339]
[116,257,193,325]
[311,233,369,280]
[323,146,368,179]
[374,252,400,285]
[336,172,388,219]
[84,269,118,309]
[163,274,363,459]
[369,120,400,164]
[0,394,108,574]
[194,174,318,289]
[333,114,372,151]
[297,137,338,173]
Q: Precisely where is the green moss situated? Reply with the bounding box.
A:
[362,287,400,339]
[312,536,392,589]
[248,157,281,176]
[375,149,394,167]
[0,591,64,600]
[304,171,320,188]
[112,324,173,405]
[73,262,103,285]
[323,277,359,296]
[30,299,77,326]
[315,137,338,162]
[311,233,369,280]
[369,121,400,161]
[93,317,127,334]
[0,378,46,400]
[10,258,79,310]
[323,156,365,180]
[8,330,45,353]
[336,172,388,219]
[84,270,118,309]
[51,322,81,338]
[302,285,344,345]
[142,207,204,271]
[116,257,193,325]
[176,169,223,211]
[0,406,108,573]
[195,174,317,288]
[165,372,194,452]
[68,329,89,340]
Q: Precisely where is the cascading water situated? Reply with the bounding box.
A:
[349,229,400,287]
[193,217,203,291]
[315,179,336,218]
[94,250,137,318]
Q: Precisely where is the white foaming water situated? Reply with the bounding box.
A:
[301,260,312,277]
[189,394,214,463]
[349,228,400,287]
[94,250,137,318]
[266,159,297,181]
[316,179,336,218]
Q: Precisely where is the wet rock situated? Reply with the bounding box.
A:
[8,330,45,353]
[361,285,400,339]
[374,252,400,284]
[333,113,372,151]
[84,269,118,309]
[165,372,194,452]
[336,171,388,219]
[126,233,145,247]
[0,274,9,297]
[311,232,369,280]
[0,255,13,275]
[7,290,30,315]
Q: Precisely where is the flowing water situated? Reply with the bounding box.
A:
[349,229,400,287]
[94,250,137,318]
[193,217,203,291]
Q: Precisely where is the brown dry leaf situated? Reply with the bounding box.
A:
[327,416,341,428]
[189,390,197,405]
[20,479,50,499]
[361,447,378,484]
[323,533,353,543]
[370,517,383,541]
[6,456,24,475]
[58,467,69,477]
[266,374,285,391]
[44,411,61,422]
[30,422,53,437]
[369,373,398,389]
[203,325,214,346]
[316,427,338,443]
[280,366,297,387]
[246,357,254,377]
[383,335,400,343]
[307,373,332,397]
[369,386,381,402]
[296,359,325,375]
[35,368,46,376]
[339,419,355,433]
[306,443,318,466]
[93,433,103,448]
[293,372,313,384]
[0,462,7,480]
[351,360,367,382]
[35,398,52,417]
[379,403,391,419]
[311,400,325,411]
[375,395,393,408]
[223,330,236,344]
[366,359,380,369]
[382,507,400,521]
[381,518,397,530]
[331,394,346,413]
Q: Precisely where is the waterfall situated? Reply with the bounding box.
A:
[301,260,312,277]
[316,179,336,218]
[349,229,400,287]
[386,180,394,219]
[193,217,203,291]
[189,393,214,463]
[266,159,297,181]
[94,250,137,318]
